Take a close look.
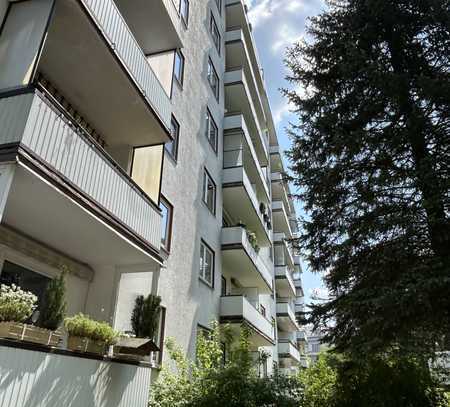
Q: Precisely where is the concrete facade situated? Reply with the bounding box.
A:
[0,0,305,405]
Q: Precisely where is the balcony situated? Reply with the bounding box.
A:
[276,301,299,332]
[114,0,183,54]
[222,227,273,293]
[223,167,270,245]
[225,30,266,132]
[225,69,266,162]
[272,200,293,238]
[278,340,301,366]
[0,341,152,407]
[0,89,163,266]
[275,266,296,298]
[274,232,295,269]
[0,0,172,149]
[220,295,275,348]
[224,114,270,195]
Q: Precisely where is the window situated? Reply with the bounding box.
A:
[165,116,180,160]
[173,49,185,85]
[215,0,222,13]
[202,169,216,214]
[199,240,214,286]
[210,14,221,53]
[205,109,218,152]
[180,0,189,26]
[160,196,173,251]
[151,306,166,366]
[207,58,219,101]
[0,261,51,309]
[221,275,227,296]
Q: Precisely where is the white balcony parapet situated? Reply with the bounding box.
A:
[0,343,152,407]
[278,340,301,363]
[0,90,162,251]
[222,227,273,291]
[81,0,172,129]
[276,301,299,332]
[275,266,296,297]
[220,295,275,344]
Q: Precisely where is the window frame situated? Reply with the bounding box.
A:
[179,0,189,27]
[160,195,174,252]
[202,168,217,215]
[199,239,215,288]
[173,49,185,86]
[210,13,221,54]
[207,58,220,101]
[165,115,180,161]
[205,108,218,153]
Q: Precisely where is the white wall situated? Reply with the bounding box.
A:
[147,51,175,97]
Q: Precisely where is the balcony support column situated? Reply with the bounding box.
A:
[0,163,15,221]
[0,0,54,91]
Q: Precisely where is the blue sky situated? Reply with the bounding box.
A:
[245,0,328,303]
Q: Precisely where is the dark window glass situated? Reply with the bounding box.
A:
[221,276,227,296]
[0,261,51,309]
[205,109,218,152]
[207,58,219,101]
[174,50,185,84]
[210,14,221,53]
[160,197,173,251]
[165,116,180,160]
[180,0,189,26]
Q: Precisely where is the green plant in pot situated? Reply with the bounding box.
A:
[65,313,118,355]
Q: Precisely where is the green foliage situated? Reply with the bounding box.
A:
[284,0,450,355]
[299,354,338,407]
[246,230,260,253]
[0,284,37,322]
[299,352,448,407]
[131,294,161,339]
[37,267,67,330]
[149,322,303,407]
[64,313,118,345]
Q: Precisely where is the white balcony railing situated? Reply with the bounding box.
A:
[278,340,301,362]
[220,295,274,343]
[222,227,273,291]
[81,0,171,129]
[0,343,151,407]
[0,90,162,249]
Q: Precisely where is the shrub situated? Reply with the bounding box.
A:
[0,284,37,323]
[37,268,67,330]
[131,294,161,339]
[64,313,118,345]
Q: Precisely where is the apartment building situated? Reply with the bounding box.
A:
[0,0,304,405]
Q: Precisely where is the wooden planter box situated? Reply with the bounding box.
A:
[67,335,106,355]
[112,337,159,362]
[0,322,62,346]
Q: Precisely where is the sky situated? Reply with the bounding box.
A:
[244,0,328,304]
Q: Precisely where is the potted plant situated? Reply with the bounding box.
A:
[34,269,67,346]
[113,294,161,361]
[65,313,118,355]
[0,283,39,342]
[246,230,260,253]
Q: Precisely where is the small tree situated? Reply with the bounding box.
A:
[37,267,67,330]
[149,322,303,407]
[131,294,161,339]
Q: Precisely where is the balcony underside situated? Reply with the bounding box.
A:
[38,0,171,147]
[272,204,292,237]
[222,248,271,293]
[220,319,274,349]
[275,272,296,298]
[114,0,182,54]
[0,160,161,268]
[222,182,269,246]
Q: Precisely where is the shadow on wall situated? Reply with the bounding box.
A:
[0,346,148,407]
